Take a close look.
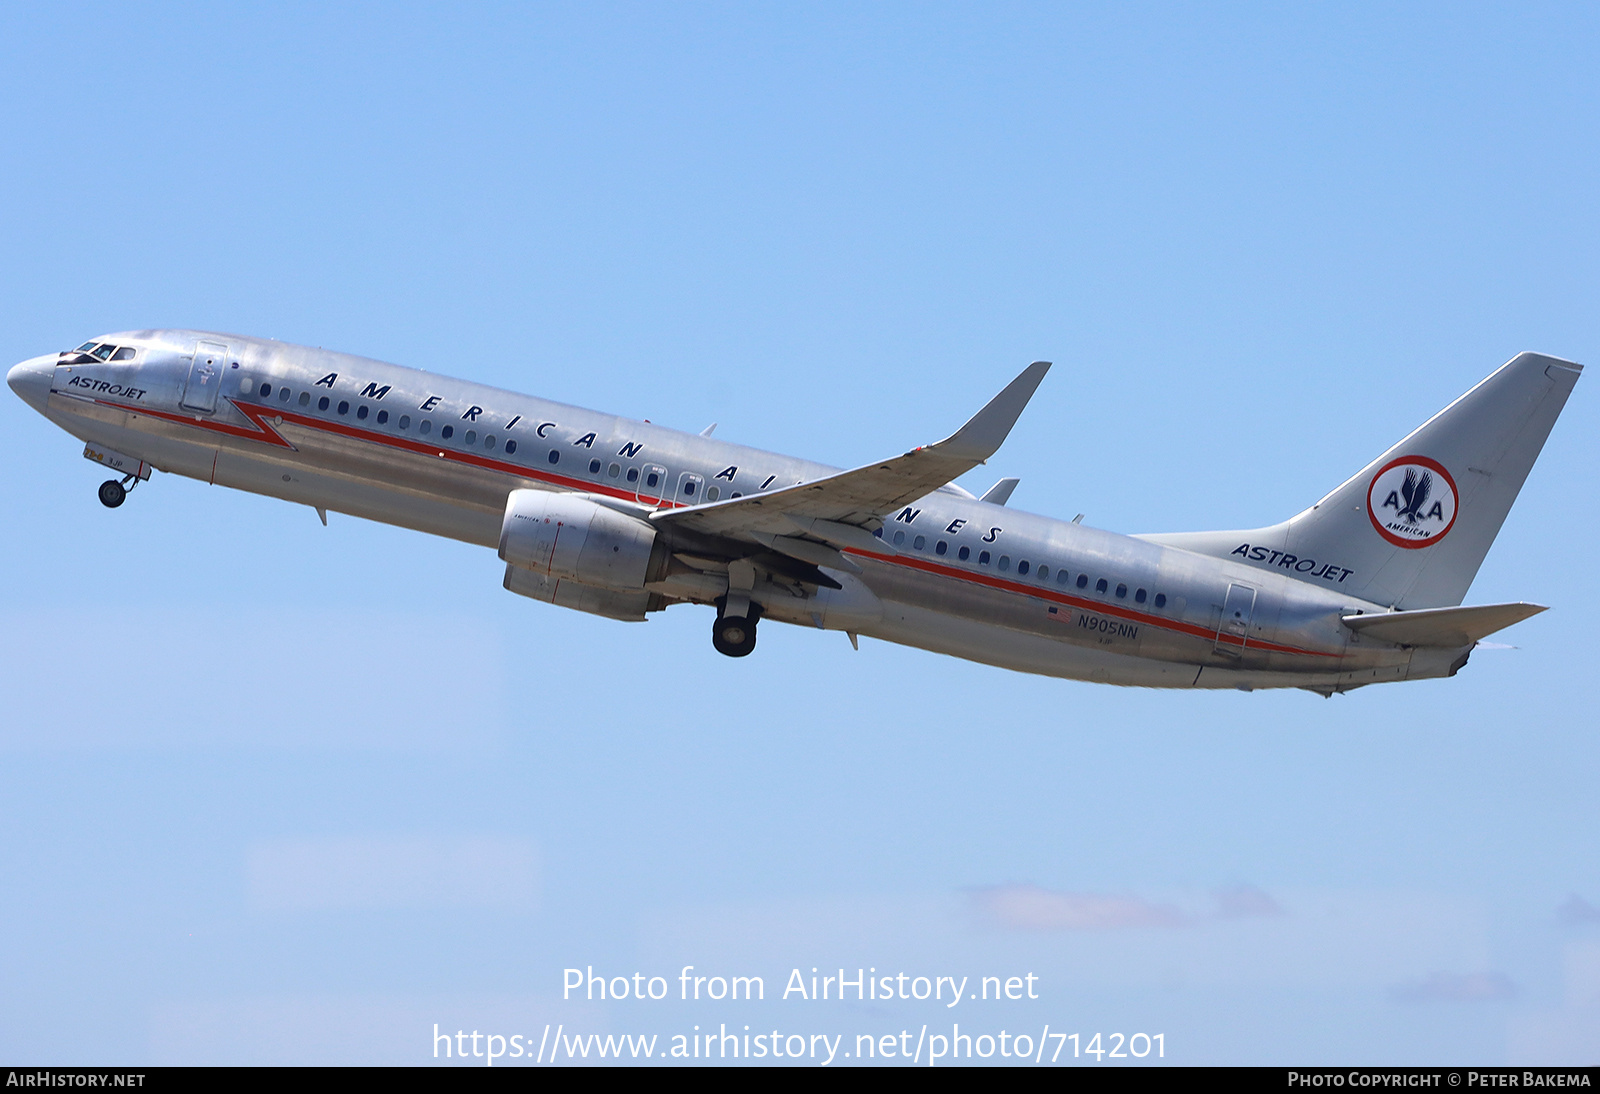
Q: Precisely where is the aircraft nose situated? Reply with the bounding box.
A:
[7,354,55,413]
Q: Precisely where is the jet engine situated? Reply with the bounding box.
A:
[498,489,669,621]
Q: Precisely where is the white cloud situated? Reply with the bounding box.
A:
[248,835,537,912]
[638,885,1489,993]
[1558,893,1600,925]
[150,994,599,1065]
[1565,940,1600,1009]
[1506,941,1600,1064]
[971,884,1187,930]
[1389,971,1516,1003]
[1214,883,1286,919]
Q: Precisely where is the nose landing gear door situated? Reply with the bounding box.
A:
[181,340,229,413]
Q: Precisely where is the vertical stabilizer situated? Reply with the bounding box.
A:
[1140,352,1582,609]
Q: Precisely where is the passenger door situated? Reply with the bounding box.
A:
[181,340,229,413]
[1214,582,1257,656]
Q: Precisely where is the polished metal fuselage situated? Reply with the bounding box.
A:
[30,329,1432,691]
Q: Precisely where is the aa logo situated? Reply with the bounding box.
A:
[1367,455,1458,549]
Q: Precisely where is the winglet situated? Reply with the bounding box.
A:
[934,361,1051,463]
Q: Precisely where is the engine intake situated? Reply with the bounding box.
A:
[498,489,668,614]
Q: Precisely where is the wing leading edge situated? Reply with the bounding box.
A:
[651,361,1050,543]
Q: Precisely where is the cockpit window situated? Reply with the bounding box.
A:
[110,347,136,361]
[76,342,99,353]
[92,344,116,361]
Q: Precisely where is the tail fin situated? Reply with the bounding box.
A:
[1140,352,1582,609]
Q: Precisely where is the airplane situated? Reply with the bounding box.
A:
[6,332,1581,693]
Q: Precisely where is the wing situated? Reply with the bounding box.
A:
[650,361,1051,544]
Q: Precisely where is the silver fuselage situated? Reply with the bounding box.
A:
[16,330,1436,692]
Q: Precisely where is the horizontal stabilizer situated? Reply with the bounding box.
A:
[1342,602,1546,647]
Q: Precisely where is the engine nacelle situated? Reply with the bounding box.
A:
[498,488,667,591]
[503,564,662,622]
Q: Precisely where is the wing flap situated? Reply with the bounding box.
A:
[1342,602,1546,647]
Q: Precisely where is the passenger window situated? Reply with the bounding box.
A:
[1135,588,1147,604]
[893,531,906,546]
[110,347,136,361]
[485,434,496,449]
[935,540,947,556]
[505,439,517,454]
[1017,560,1029,575]
[912,535,925,550]
[259,382,272,397]
[1037,565,1048,580]
[683,480,696,495]
[589,458,602,474]
[608,463,620,478]
[299,391,310,407]
[1057,570,1070,585]
[420,420,432,434]
[626,467,639,482]
[377,409,389,424]
[645,471,659,487]
[1095,578,1108,593]
[239,376,252,394]
[707,486,720,501]
[318,396,331,411]
[979,551,991,565]
[1077,574,1089,589]
[730,492,742,498]
[548,449,560,464]
[1115,583,1127,598]
[440,424,453,439]
[338,400,350,415]
[398,415,410,430]
[998,555,1011,572]
[1154,593,1167,609]
[958,545,970,561]
[93,345,115,360]
[463,429,475,444]
[357,405,369,420]
[278,387,291,403]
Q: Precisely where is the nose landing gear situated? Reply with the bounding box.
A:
[98,474,136,509]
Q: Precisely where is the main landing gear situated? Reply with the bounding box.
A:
[98,475,136,509]
[711,600,762,658]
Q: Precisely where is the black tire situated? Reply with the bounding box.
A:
[712,614,758,658]
[98,479,126,508]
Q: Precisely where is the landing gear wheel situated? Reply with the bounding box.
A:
[98,479,126,508]
[712,613,758,658]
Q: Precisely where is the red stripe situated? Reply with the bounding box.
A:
[79,391,1337,660]
[840,545,1338,658]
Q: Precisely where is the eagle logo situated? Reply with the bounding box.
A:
[1397,467,1432,523]
[1367,456,1459,549]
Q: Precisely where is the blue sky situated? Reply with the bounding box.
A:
[2,2,1597,1065]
